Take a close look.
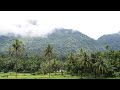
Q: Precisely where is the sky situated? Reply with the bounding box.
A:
[0,11,120,39]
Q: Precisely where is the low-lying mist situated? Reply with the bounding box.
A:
[0,19,63,38]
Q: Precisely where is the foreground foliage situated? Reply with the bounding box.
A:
[0,39,120,79]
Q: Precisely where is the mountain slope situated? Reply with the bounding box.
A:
[20,29,105,58]
[0,29,105,59]
[97,32,120,50]
[0,34,16,52]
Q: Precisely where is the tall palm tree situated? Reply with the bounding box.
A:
[93,56,108,78]
[67,53,76,75]
[45,44,53,78]
[79,52,92,78]
[9,39,24,78]
[68,53,75,65]
[90,53,97,64]
[77,48,84,58]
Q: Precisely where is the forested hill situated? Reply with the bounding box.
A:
[0,33,16,52]
[0,28,107,59]
[97,32,120,50]
[23,29,105,58]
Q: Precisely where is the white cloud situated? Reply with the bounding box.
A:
[0,11,120,39]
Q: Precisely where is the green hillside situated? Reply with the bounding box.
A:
[0,29,105,59]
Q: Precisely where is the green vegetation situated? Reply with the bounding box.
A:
[0,72,79,79]
[45,44,53,78]
[0,29,105,60]
[97,32,120,50]
[0,29,120,79]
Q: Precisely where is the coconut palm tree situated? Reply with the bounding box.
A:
[45,44,53,78]
[68,53,75,65]
[67,53,77,75]
[79,52,92,78]
[93,56,108,78]
[9,39,24,78]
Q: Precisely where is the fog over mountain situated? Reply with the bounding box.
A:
[0,19,58,37]
[0,18,119,40]
[1,11,120,40]
[0,28,105,59]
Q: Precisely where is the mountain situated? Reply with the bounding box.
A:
[0,34,15,52]
[23,29,105,58]
[0,29,105,59]
[1,29,120,60]
[97,32,120,50]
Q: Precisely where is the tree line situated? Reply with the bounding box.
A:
[0,39,120,78]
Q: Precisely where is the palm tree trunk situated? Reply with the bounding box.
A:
[16,70,17,78]
[81,72,82,79]
[95,72,96,78]
[16,52,18,78]
[49,58,50,78]
[16,60,17,78]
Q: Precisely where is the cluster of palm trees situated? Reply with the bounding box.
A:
[9,39,25,78]
[9,39,54,78]
[67,47,120,78]
[4,39,120,78]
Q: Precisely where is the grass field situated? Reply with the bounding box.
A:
[0,72,119,79]
[0,72,80,79]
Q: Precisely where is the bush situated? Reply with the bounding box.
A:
[113,72,120,77]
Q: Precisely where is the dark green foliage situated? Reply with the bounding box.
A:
[0,29,105,60]
[97,32,120,50]
[0,29,120,78]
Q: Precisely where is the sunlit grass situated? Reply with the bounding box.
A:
[0,72,80,79]
[0,72,119,79]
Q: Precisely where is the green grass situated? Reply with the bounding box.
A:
[0,72,119,79]
[0,72,80,79]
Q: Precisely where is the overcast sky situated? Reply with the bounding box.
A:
[0,11,120,39]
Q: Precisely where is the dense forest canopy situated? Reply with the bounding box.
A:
[0,29,106,59]
[0,28,120,79]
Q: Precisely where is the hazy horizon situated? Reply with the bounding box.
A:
[0,11,120,40]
